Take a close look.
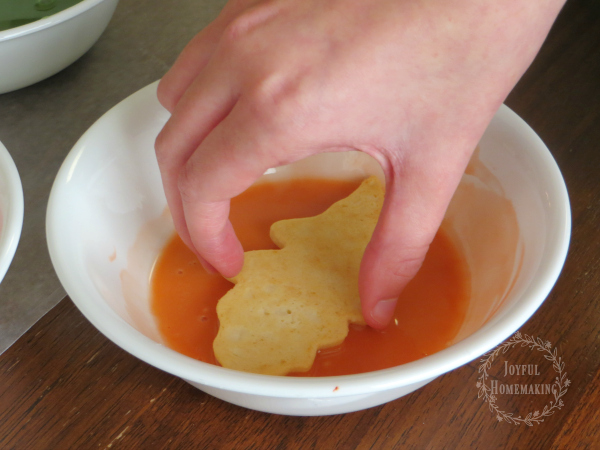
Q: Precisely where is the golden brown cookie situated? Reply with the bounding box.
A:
[214,176,384,375]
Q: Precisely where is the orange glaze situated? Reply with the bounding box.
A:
[151,178,470,376]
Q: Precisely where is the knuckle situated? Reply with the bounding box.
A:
[156,79,175,112]
[389,246,429,281]
[222,13,254,46]
[177,159,200,204]
[255,75,294,111]
[251,75,309,135]
[222,1,277,45]
[154,129,170,166]
[249,83,284,126]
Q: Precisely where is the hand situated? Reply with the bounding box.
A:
[155,0,564,328]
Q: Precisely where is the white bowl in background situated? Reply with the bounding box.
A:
[0,140,24,284]
[46,82,571,416]
[0,0,119,94]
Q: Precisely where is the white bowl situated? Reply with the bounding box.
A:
[47,82,571,416]
[0,0,119,94]
[0,141,24,284]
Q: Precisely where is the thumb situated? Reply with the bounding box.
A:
[359,158,467,329]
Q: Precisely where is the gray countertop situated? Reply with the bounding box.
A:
[0,0,226,353]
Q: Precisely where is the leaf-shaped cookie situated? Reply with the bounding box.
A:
[213,176,384,375]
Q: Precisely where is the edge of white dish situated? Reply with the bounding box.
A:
[0,140,24,284]
[0,0,108,41]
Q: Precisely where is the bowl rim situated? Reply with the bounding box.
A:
[0,140,24,284]
[46,82,571,399]
[0,0,111,42]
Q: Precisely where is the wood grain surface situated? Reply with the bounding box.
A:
[1,0,599,448]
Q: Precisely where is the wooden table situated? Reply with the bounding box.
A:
[1,0,598,448]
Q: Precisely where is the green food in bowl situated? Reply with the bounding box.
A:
[0,0,85,32]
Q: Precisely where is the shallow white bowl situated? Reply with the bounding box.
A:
[0,0,119,94]
[0,141,24,284]
[47,82,570,416]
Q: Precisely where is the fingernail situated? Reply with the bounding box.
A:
[370,299,397,328]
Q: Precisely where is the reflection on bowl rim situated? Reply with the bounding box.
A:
[0,0,108,42]
[46,83,571,399]
[0,140,24,284]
